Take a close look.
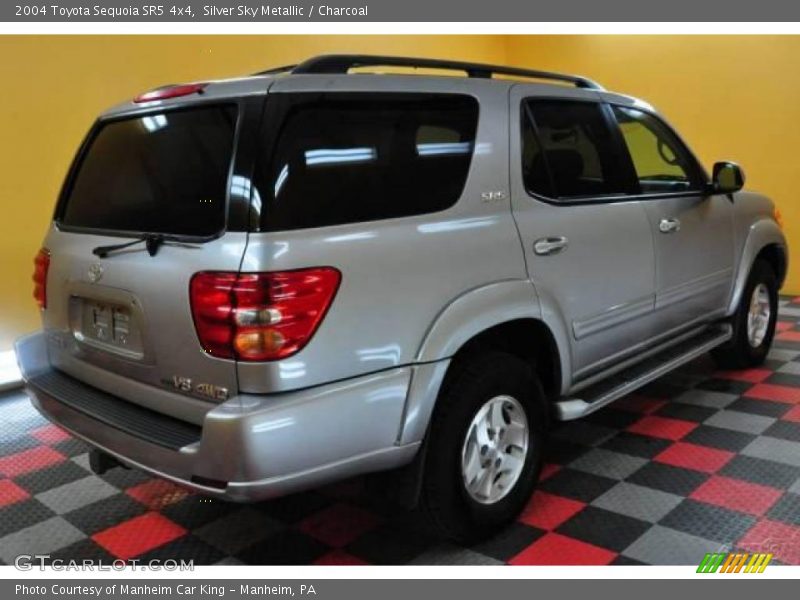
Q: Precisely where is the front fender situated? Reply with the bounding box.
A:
[728,219,788,314]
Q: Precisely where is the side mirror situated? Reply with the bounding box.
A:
[711,161,745,195]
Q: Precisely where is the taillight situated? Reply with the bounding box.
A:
[32,248,50,310]
[190,268,341,361]
[133,83,207,103]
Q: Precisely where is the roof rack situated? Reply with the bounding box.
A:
[286,54,604,90]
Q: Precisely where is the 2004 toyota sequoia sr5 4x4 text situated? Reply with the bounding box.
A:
[16,55,788,541]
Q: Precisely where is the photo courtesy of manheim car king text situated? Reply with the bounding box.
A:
[0,1,799,595]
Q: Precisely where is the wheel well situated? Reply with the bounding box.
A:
[756,244,787,288]
[450,319,562,402]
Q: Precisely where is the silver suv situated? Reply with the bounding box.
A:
[16,55,788,541]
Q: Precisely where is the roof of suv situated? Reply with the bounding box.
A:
[103,54,649,118]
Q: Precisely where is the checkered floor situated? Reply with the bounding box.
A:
[2,297,800,566]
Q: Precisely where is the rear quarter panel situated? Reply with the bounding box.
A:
[237,76,529,393]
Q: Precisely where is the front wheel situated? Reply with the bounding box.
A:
[420,351,545,543]
[713,259,779,369]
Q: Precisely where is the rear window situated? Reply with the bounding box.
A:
[59,105,237,237]
[254,93,479,232]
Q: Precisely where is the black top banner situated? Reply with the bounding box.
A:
[4,0,800,21]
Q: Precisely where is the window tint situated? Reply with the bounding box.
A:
[612,106,698,194]
[256,93,479,232]
[60,106,237,237]
[522,100,629,199]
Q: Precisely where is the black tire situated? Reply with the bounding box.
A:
[712,259,778,369]
[419,351,546,543]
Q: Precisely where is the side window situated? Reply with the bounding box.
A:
[255,93,479,232]
[522,100,629,200]
[612,106,699,194]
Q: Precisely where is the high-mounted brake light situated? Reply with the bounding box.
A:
[190,268,341,361]
[33,248,50,310]
[133,83,207,103]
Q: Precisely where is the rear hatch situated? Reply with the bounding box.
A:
[41,97,260,424]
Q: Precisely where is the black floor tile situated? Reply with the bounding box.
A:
[471,522,545,562]
[719,455,800,490]
[682,425,758,453]
[660,499,756,544]
[600,432,673,459]
[64,493,148,536]
[556,506,650,553]
[627,462,709,496]
[538,468,618,503]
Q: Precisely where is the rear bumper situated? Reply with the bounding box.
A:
[15,332,419,501]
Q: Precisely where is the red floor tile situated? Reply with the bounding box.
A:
[627,416,698,441]
[655,442,734,474]
[29,424,72,445]
[313,550,369,565]
[0,446,65,478]
[519,491,586,530]
[714,368,772,384]
[690,475,783,516]
[509,532,617,565]
[539,463,561,482]
[92,512,186,560]
[738,520,800,565]
[777,330,800,343]
[782,405,800,423]
[298,503,382,547]
[126,479,191,510]
[0,479,30,507]
[745,383,800,405]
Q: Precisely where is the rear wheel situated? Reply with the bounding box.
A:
[420,351,545,543]
[712,259,778,369]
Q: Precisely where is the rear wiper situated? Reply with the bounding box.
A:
[92,233,195,258]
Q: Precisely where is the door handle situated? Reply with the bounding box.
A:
[533,236,569,256]
[659,218,681,234]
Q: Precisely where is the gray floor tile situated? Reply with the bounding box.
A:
[0,517,85,564]
[622,525,725,565]
[71,453,92,472]
[777,362,800,376]
[592,482,683,523]
[742,436,800,468]
[704,410,776,435]
[35,476,118,515]
[673,389,738,410]
[569,448,648,480]
[769,349,800,362]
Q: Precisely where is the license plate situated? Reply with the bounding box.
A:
[82,302,132,348]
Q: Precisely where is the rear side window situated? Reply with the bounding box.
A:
[522,100,629,200]
[255,93,479,232]
[59,105,237,237]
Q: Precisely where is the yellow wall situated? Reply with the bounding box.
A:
[506,35,799,294]
[0,35,507,350]
[0,35,798,351]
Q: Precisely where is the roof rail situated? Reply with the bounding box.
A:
[289,54,604,90]
[255,64,297,76]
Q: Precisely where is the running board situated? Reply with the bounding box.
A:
[554,324,732,421]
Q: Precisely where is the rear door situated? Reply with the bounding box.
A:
[509,86,658,380]
[41,97,262,423]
